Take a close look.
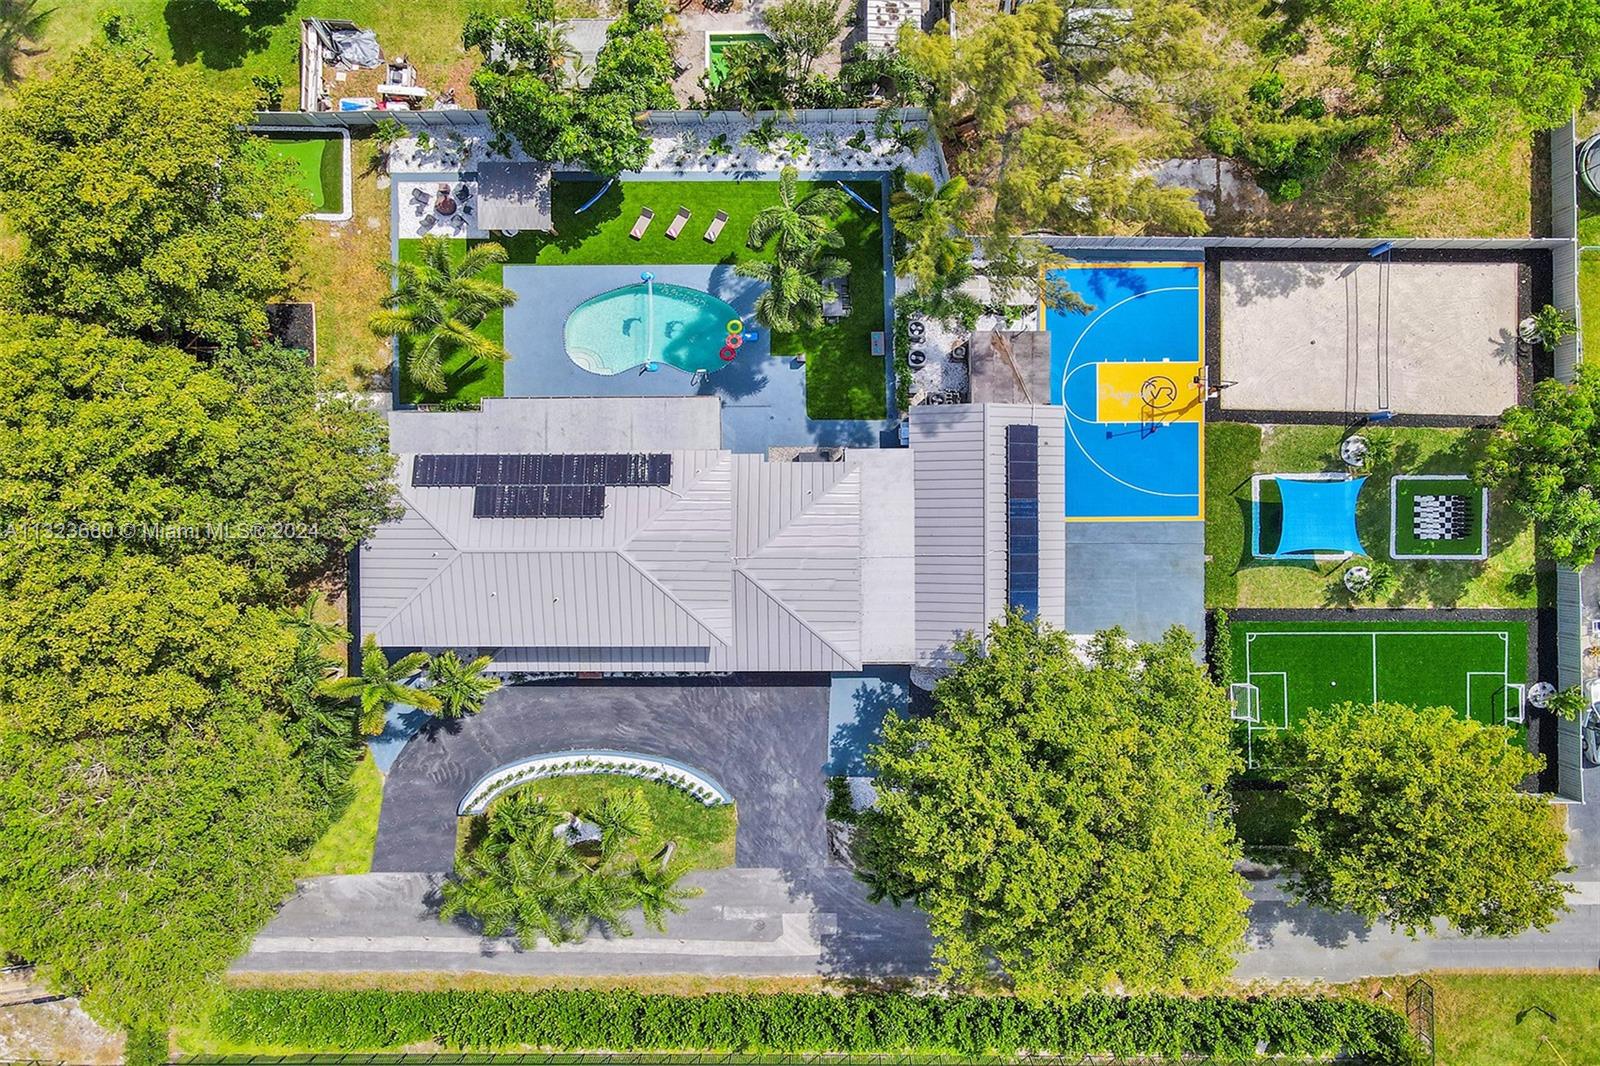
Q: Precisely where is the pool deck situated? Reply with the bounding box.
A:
[503,263,890,454]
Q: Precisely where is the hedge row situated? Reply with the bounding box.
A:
[214,989,1423,1064]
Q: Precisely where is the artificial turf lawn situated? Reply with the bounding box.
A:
[259,132,344,215]
[298,756,383,877]
[479,177,889,421]
[395,237,506,407]
[457,775,738,872]
[1391,476,1486,558]
[1203,423,1538,608]
[1228,619,1528,767]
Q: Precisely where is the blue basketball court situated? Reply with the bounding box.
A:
[1045,262,1204,521]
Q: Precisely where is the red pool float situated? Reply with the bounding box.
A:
[719,345,737,362]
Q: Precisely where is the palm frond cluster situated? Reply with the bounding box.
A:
[371,238,518,395]
[320,634,501,734]
[440,787,700,946]
[736,165,850,334]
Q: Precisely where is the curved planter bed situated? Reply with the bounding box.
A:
[458,749,734,816]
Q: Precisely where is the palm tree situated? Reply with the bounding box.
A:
[890,174,976,295]
[319,634,440,734]
[284,590,350,648]
[424,650,501,718]
[736,244,848,333]
[746,165,848,257]
[0,0,52,86]
[588,789,651,863]
[627,856,699,933]
[371,238,518,396]
[441,790,589,945]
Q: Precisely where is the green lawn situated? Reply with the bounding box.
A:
[1229,619,1529,768]
[259,132,344,215]
[395,237,506,407]
[1204,423,1538,608]
[16,0,519,104]
[1401,972,1600,1066]
[473,177,889,420]
[459,775,738,872]
[299,756,383,877]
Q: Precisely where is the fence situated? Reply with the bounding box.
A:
[1037,234,1566,252]
[1551,119,1582,379]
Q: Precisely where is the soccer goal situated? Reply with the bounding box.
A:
[1503,682,1527,725]
[1230,682,1262,724]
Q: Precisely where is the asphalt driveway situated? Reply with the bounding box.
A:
[372,675,832,874]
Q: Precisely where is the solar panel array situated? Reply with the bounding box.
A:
[1005,425,1040,618]
[473,484,606,518]
[412,453,672,520]
[412,453,671,489]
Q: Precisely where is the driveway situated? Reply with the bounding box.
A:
[372,675,833,874]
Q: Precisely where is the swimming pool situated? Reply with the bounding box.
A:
[564,281,743,376]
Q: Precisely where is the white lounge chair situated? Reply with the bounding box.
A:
[629,207,655,239]
[703,210,728,243]
[665,206,691,239]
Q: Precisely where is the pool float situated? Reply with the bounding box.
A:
[719,345,737,362]
[726,319,744,335]
[724,333,743,349]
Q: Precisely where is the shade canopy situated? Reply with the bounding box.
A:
[477,161,553,233]
[1273,475,1366,556]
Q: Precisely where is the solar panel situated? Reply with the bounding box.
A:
[414,453,673,488]
[472,484,607,518]
[1005,425,1041,617]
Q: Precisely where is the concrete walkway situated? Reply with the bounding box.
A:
[238,867,933,979]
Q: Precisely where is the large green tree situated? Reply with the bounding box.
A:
[1477,365,1600,568]
[0,46,303,348]
[1312,0,1600,153]
[0,315,397,594]
[0,696,326,1029]
[1266,702,1570,937]
[469,0,675,176]
[855,617,1249,994]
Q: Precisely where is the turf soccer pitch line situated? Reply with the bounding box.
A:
[1231,620,1528,768]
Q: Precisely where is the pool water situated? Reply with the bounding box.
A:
[565,281,743,375]
[259,132,344,215]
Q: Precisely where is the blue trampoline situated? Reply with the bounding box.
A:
[1254,475,1368,559]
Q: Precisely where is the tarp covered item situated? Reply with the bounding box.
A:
[1273,475,1366,556]
[330,28,381,69]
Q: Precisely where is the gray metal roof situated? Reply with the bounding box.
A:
[359,439,892,672]
[910,404,1065,665]
[476,161,553,233]
[387,397,721,455]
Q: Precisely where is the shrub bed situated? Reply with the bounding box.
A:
[213,989,1422,1063]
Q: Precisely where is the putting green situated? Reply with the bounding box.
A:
[260,132,344,215]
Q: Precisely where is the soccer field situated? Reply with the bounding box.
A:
[1229,620,1528,767]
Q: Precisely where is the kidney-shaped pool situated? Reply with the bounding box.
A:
[564,280,746,376]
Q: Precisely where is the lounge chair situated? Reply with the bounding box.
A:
[665,206,691,239]
[629,207,655,239]
[703,210,729,243]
